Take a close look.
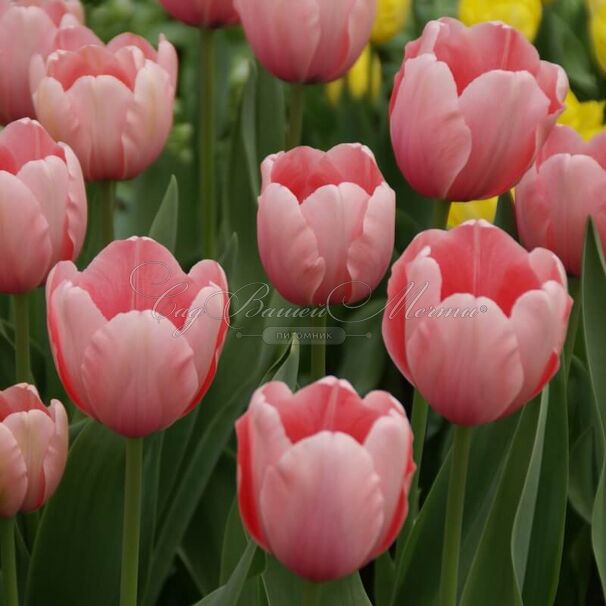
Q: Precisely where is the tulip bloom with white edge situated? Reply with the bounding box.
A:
[31,33,178,181]
[46,237,229,437]
[382,220,572,426]
[236,377,415,581]
[257,143,395,306]
[0,384,68,517]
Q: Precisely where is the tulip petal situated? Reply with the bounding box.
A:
[41,400,68,506]
[80,310,199,437]
[390,53,471,199]
[0,384,46,418]
[406,294,524,425]
[259,432,384,581]
[0,423,27,517]
[62,143,87,260]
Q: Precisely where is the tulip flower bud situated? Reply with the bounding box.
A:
[257,143,395,306]
[382,220,572,426]
[236,377,415,581]
[0,384,68,517]
[158,0,239,28]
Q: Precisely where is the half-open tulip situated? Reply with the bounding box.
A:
[0,0,89,124]
[234,0,377,83]
[0,384,67,516]
[389,18,567,201]
[0,118,87,294]
[236,377,415,581]
[159,0,239,27]
[516,124,606,275]
[382,220,571,426]
[46,237,229,437]
[31,33,178,181]
[257,143,395,306]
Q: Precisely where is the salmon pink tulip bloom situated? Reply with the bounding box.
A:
[0,119,87,294]
[0,0,88,124]
[32,33,178,181]
[516,124,606,275]
[236,377,415,581]
[382,221,572,426]
[0,384,68,517]
[46,237,229,437]
[235,0,377,83]
[389,18,568,201]
[257,144,395,305]
[159,0,239,27]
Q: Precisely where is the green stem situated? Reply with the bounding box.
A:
[439,426,472,606]
[0,517,18,606]
[310,310,327,381]
[99,181,116,247]
[13,292,30,383]
[120,438,143,606]
[564,277,581,378]
[200,27,216,260]
[432,200,452,230]
[286,83,305,150]
[302,581,322,606]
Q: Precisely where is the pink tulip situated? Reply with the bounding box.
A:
[236,377,415,581]
[389,18,568,201]
[159,0,239,27]
[382,221,572,426]
[257,144,395,305]
[31,32,178,181]
[0,384,68,517]
[46,237,229,437]
[0,0,92,124]
[234,0,377,83]
[0,119,87,294]
[516,124,606,275]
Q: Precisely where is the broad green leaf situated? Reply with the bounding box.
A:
[494,192,518,239]
[581,220,606,596]
[149,175,179,252]
[264,335,300,390]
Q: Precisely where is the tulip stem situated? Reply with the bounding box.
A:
[286,83,305,150]
[0,517,18,606]
[13,292,30,383]
[302,581,322,606]
[99,181,116,247]
[310,309,327,381]
[120,437,143,606]
[200,26,216,259]
[432,200,452,230]
[439,425,472,606]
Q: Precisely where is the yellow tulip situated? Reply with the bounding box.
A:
[326,46,382,105]
[371,0,412,44]
[558,90,606,139]
[447,198,498,229]
[459,0,543,41]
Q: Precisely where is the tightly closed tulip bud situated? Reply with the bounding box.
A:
[0,384,67,516]
[236,377,415,581]
[382,221,572,426]
[234,0,377,83]
[257,144,395,306]
[389,18,567,201]
[46,237,229,437]
[31,33,178,181]
[0,119,87,294]
[516,125,606,275]
[159,0,239,27]
[371,0,411,44]
[459,0,543,41]
[0,0,90,124]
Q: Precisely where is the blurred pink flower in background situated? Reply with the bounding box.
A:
[235,0,377,83]
[31,33,178,181]
[236,377,415,581]
[0,383,67,517]
[257,143,395,306]
[0,0,94,124]
[390,18,568,201]
[46,237,229,437]
[159,0,239,27]
[516,124,606,275]
[382,220,572,426]
[0,119,87,294]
